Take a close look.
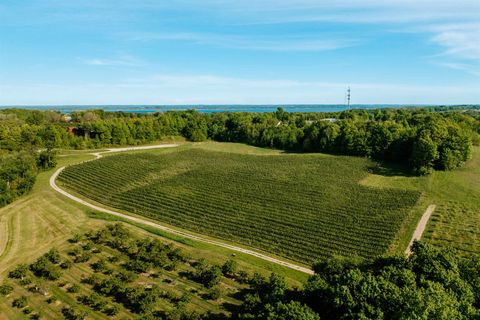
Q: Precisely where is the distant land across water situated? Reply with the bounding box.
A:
[0,104,473,114]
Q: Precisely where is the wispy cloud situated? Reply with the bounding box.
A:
[82,55,144,67]
[428,23,480,61]
[434,62,480,76]
[125,32,358,52]
[5,73,476,105]
[194,0,480,24]
[189,1,480,74]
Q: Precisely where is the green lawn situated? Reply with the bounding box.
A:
[362,146,480,256]
[58,144,421,264]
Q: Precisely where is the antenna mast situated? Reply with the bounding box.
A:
[346,86,351,109]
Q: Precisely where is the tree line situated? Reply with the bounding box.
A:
[1,106,478,207]
[233,241,480,319]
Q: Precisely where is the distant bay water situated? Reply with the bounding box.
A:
[0,104,438,114]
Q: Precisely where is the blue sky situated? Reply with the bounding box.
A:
[0,0,479,105]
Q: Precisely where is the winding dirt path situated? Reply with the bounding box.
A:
[405,204,436,255]
[50,144,314,275]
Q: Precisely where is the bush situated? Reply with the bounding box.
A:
[45,248,61,264]
[78,293,107,311]
[81,274,101,286]
[12,296,28,308]
[222,259,237,277]
[0,284,13,296]
[30,256,62,280]
[61,307,88,320]
[19,278,32,286]
[90,259,107,272]
[206,287,221,300]
[237,270,250,284]
[82,242,93,251]
[191,263,223,288]
[30,313,41,320]
[67,284,80,293]
[36,149,57,169]
[103,304,120,316]
[74,252,92,263]
[8,264,29,279]
[46,296,57,304]
[69,234,81,243]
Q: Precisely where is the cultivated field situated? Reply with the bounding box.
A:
[58,144,421,263]
[0,145,309,319]
[362,146,480,256]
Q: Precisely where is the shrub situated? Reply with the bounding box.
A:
[67,284,80,293]
[30,256,62,280]
[191,264,223,288]
[0,284,13,296]
[74,252,92,263]
[30,313,41,320]
[8,264,29,279]
[68,234,81,243]
[237,270,250,284]
[206,287,221,300]
[222,259,237,277]
[103,304,120,316]
[61,307,88,320]
[19,278,32,286]
[90,259,107,272]
[12,296,28,308]
[45,248,61,264]
[46,296,57,304]
[82,242,93,251]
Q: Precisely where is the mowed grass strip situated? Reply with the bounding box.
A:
[58,148,421,263]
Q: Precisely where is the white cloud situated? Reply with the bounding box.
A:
[429,23,480,61]
[126,32,358,52]
[433,62,480,76]
[195,0,480,24]
[2,74,479,105]
[82,55,144,67]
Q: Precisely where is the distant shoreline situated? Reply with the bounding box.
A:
[1,104,478,114]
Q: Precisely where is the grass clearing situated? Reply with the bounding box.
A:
[58,143,421,263]
[362,146,480,256]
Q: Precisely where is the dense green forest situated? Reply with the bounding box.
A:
[1,107,479,207]
[0,149,56,207]
[234,241,480,319]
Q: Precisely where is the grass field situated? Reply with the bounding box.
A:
[362,146,480,256]
[2,141,478,318]
[58,144,421,264]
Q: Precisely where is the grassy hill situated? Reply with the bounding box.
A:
[361,146,480,256]
[2,141,478,319]
[58,143,421,263]
[0,144,309,319]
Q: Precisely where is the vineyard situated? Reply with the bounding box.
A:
[58,147,421,264]
[424,201,480,256]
